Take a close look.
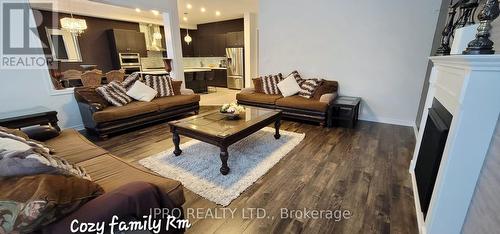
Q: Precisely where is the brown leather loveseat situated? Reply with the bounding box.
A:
[237,80,339,127]
[74,81,200,139]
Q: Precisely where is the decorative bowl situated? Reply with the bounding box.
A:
[221,112,241,120]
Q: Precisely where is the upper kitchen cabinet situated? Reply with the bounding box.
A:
[226,31,244,47]
[108,29,147,57]
[196,34,226,57]
[181,28,197,57]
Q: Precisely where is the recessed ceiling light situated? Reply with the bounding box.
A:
[186,4,192,9]
[151,10,159,16]
[201,7,206,12]
[183,16,188,21]
[215,11,221,16]
[135,8,141,13]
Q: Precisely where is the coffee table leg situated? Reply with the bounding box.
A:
[220,146,230,175]
[172,128,182,156]
[274,118,281,139]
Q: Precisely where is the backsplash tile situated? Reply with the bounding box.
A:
[183,57,226,68]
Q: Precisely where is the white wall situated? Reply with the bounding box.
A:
[259,0,442,126]
[0,1,83,129]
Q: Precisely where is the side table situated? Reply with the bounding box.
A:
[331,96,361,128]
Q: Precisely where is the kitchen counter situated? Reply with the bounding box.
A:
[183,67,227,73]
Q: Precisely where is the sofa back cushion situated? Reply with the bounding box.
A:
[172,80,183,95]
[312,80,339,100]
[0,174,103,233]
[96,81,133,107]
[252,78,264,93]
[144,75,175,97]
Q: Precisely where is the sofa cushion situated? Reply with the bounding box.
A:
[236,92,283,105]
[96,81,133,107]
[252,78,264,93]
[44,129,107,164]
[312,80,339,100]
[0,174,103,233]
[277,75,301,97]
[126,81,158,102]
[93,101,159,123]
[172,80,183,95]
[276,95,329,112]
[261,74,283,95]
[144,75,175,97]
[151,94,200,110]
[77,154,185,207]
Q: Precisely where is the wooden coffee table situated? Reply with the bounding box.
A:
[168,107,282,175]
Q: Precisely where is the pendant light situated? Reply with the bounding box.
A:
[60,13,87,35]
[184,29,192,45]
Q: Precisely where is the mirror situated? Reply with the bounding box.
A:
[45,27,82,62]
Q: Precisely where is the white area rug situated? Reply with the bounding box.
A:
[139,127,305,206]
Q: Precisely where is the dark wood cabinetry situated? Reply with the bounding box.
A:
[196,34,226,57]
[108,29,147,57]
[180,29,196,57]
[226,31,244,47]
[206,69,228,87]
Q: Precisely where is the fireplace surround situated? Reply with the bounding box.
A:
[410,55,500,234]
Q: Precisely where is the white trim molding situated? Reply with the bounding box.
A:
[409,55,500,234]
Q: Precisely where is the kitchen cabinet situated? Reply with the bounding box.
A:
[210,69,228,87]
[180,29,196,57]
[196,34,226,57]
[226,31,244,47]
[108,29,147,57]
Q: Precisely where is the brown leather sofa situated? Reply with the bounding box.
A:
[74,86,200,139]
[237,80,339,127]
[40,129,185,233]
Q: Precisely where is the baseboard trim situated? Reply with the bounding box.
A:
[413,124,419,139]
[359,115,413,127]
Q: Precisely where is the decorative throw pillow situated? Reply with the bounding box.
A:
[0,174,104,233]
[252,78,264,93]
[96,81,133,107]
[261,73,283,95]
[144,75,175,97]
[285,71,323,99]
[312,80,339,100]
[0,131,91,180]
[277,75,301,97]
[126,81,158,102]
[121,72,141,90]
[298,78,323,99]
[288,70,303,85]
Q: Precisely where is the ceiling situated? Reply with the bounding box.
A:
[177,0,258,27]
[30,0,258,28]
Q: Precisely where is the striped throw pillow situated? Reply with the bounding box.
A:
[96,81,133,106]
[298,78,323,98]
[121,72,141,90]
[144,75,175,97]
[261,73,283,95]
[286,71,323,99]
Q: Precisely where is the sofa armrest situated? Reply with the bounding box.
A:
[240,88,255,94]
[87,103,105,112]
[180,88,195,95]
[319,92,338,104]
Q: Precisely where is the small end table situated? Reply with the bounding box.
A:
[0,106,61,131]
[331,96,361,128]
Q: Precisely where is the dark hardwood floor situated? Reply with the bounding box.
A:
[84,106,418,234]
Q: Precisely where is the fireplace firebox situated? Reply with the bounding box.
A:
[415,98,453,218]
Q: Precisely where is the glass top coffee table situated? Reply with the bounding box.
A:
[168,107,282,175]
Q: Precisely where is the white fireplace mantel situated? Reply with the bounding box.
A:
[410,55,500,234]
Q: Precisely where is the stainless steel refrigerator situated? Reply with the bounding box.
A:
[226,48,244,89]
